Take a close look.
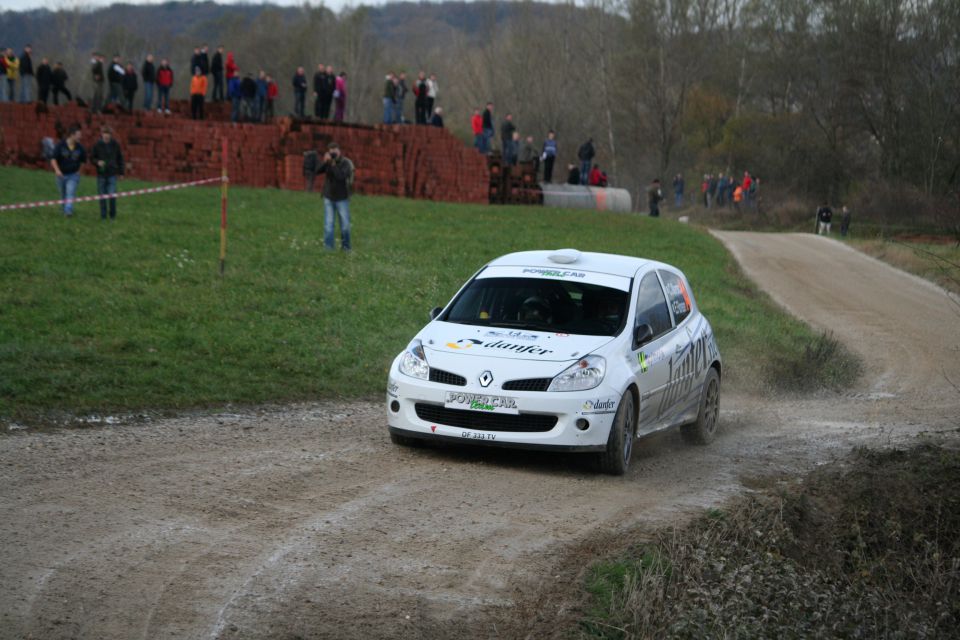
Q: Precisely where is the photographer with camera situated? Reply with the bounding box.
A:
[318,142,355,252]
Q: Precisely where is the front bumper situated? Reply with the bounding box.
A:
[386,368,621,452]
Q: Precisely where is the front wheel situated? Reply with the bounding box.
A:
[681,368,720,444]
[597,390,636,476]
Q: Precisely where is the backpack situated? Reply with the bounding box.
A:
[41,137,56,160]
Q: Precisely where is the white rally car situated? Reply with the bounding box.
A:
[386,249,722,474]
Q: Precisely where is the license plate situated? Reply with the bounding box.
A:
[444,391,519,415]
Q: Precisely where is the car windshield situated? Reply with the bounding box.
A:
[442,277,629,337]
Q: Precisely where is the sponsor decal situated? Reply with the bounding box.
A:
[656,326,719,419]
[522,267,586,279]
[484,330,538,341]
[445,391,519,415]
[582,397,618,415]
[637,347,668,372]
[638,352,648,373]
[445,337,553,356]
[387,379,400,397]
[430,425,437,432]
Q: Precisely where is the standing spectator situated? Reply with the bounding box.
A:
[90,52,105,113]
[50,124,86,217]
[190,67,207,120]
[394,72,407,124]
[430,106,444,128]
[707,173,717,208]
[672,173,684,207]
[19,45,33,103]
[519,134,538,164]
[381,72,395,124]
[240,73,257,121]
[742,171,753,207]
[256,70,268,122]
[701,174,709,207]
[211,45,225,101]
[715,172,727,207]
[292,66,307,117]
[264,74,278,121]
[816,202,833,235]
[228,69,242,122]
[840,205,852,237]
[481,102,494,155]
[51,62,71,105]
[333,71,347,122]
[141,54,155,110]
[121,62,138,111]
[199,44,210,79]
[4,48,19,101]
[318,142,354,252]
[648,178,663,217]
[577,138,595,185]
[91,126,124,221]
[107,55,124,105]
[190,47,202,79]
[36,57,51,105]
[312,63,326,116]
[426,73,438,115]
[413,71,428,124]
[471,108,483,152]
[541,130,557,183]
[566,163,580,185]
[225,52,238,85]
[501,113,516,160]
[725,176,735,208]
[302,148,319,192]
[0,50,6,101]
[748,174,758,209]
[156,58,173,113]
[732,182,743,212]
[319,65,335,119]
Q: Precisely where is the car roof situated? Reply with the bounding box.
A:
[488,249,667,278]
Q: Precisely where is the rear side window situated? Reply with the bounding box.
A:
[634,272,673,339]
[659,270,692,325]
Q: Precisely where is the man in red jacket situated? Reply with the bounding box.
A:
[156,59,173,114]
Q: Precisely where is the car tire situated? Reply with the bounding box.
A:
[597,390,636,476]
[390,431,423,447]
[681,368,720,445]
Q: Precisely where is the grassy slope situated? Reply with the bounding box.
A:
[1,166,845,419]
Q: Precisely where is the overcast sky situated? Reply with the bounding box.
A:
[3,0,394,13]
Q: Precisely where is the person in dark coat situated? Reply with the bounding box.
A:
[121,62,138,111]
[648,178,663,217]
[240,73,257,121]
[414,71,429,124]
[429,106,444,128]
[90,126,124,220]
[90,52,105,113]
[318,142,354,251]
[211,45,225,102]
[107,55,124,105]
[566,164,580,185]
[312,64,326,117]
[577,138,595,186]
[141,54,155,110]
[292,66,307,117]
[36,57,52,105]
[500,113,516,161]
[481,102,494,154]
[318,65,335,119]
[50,62,71,105]
[19,44,34,103]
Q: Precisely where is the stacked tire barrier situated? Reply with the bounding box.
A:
[0,102,489,203]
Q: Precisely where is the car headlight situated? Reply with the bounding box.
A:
[547,355,606,392]
[398,340,429,380]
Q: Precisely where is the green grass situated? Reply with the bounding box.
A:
[1,165,851,420]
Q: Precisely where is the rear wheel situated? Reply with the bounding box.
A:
[681,368,720,444]
[597,390,636,476]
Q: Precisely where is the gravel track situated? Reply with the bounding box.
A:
[1,232,957,639]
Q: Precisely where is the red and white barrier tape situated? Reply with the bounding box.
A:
[0,176,225,212]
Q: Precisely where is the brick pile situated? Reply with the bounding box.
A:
[487,151,542,205]
[0,102,489,203]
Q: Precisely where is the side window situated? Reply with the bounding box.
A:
[659,270,692,325]
[634,272,673,339]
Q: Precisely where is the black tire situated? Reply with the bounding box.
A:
[597,390,636,476]
[681,368,720,445]
[389,431,423,447]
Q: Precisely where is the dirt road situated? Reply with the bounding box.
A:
[1,233,957,639]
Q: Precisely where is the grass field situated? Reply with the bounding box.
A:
[0,166,854,421]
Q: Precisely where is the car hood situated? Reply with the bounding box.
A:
[419,323,614,363]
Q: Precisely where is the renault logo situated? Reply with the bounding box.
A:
[478,371,494,388]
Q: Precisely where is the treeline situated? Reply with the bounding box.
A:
[4,0,959,223]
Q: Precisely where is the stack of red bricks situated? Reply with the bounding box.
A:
[0,102,489,203]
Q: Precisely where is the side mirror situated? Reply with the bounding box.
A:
[633,323,654,349]
[429,306,443,321]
